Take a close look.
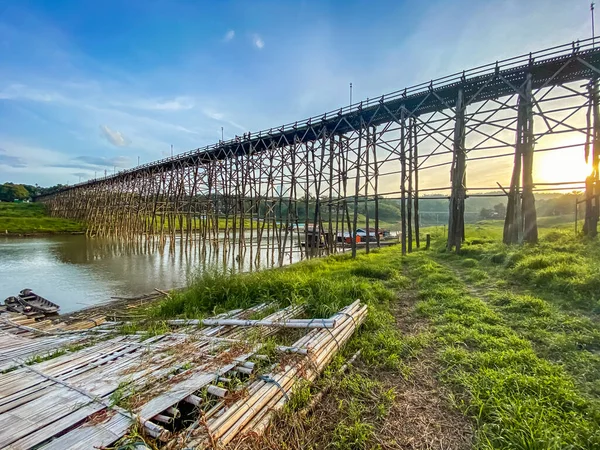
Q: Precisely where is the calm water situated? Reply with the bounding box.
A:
[0,235,302,313]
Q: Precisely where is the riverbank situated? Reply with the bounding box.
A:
[2,218,598,448]
[115,221,600,448]
[0,202,86,235]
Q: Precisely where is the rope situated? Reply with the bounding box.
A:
[338,312,359,328]
[259,375,290,401]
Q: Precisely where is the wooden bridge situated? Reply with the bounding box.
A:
[38,38,600,260]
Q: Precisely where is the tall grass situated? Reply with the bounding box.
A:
[154,251,397,318]
[407,254,600,449]
[436,226,600,313]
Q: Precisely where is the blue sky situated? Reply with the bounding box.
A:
[0,0,590,186]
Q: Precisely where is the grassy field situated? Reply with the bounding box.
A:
[0,202,86,234]
[113,214,600,449]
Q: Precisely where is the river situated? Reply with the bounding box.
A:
[0,234,303,313]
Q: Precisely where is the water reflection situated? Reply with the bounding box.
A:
[0,234,302,313]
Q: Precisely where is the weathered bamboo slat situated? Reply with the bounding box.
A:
[167,317,335,328]
[0,300,367,450]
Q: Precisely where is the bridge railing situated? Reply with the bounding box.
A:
[49,37,597,194]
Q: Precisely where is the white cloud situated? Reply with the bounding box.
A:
[201,109,246,132]
[0,84,64,102]
[152,98,194,111]
[252,34,264,49]
[224,30,235,42]
[99,125,130,147]
[203,109,224,120]
[123,96,195,111]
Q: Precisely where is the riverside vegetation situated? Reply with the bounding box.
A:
[110,216,600,449]
[0,202,85,235]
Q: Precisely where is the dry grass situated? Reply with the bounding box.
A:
[377,359,472,450]
[228,275,472,450]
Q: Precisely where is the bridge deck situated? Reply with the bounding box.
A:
[39,38,600,196]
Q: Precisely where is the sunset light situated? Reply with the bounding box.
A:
[535,145,592,185]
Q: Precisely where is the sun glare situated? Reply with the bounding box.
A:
[535,147,592,185]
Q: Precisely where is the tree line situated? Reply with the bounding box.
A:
[0,183,65,202]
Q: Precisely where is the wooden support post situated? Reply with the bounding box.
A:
[521,74,538,244]
[373,126,380,248]
[407,116,413,253]
[425,233,431,250]
[400,107,407,256]
[504,113,522,245]
[352,122,363,258]
[504,73,537,244]
[328,134,334,254]
[413,118,420,248]
[365,125,370,254]
[584,78,600,237]
[447,88,466,252]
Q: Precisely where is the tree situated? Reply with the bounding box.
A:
[479,207,494,220]
[493,203,507,218]
[0,183,30,202]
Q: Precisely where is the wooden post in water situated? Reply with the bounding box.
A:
[447,88,466,252]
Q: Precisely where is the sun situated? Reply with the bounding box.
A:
[535,145,592,186]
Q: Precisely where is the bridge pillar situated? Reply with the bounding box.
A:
[584,79,600,237]
[447,88,466,252]
[400,107,407,256]
[521,74,538,243]
[413,117,420,248]
[504,73,537,244]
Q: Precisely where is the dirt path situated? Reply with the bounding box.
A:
[377,285,473,450]
[234,276,473,450]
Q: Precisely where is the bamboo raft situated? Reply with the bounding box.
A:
[0,300,366,449]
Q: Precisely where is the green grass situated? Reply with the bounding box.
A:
[430,221,600,410]
[0,202,85,234]
[406,253,600,449]
[0,202,47,217]
[140,247,423,448]
[132,218,600,448]
[439,225,600,313]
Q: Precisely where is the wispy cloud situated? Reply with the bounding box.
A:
[252,34,264,49]
[75,155,130,167]
[99,125,130,147]
[0,148,26,168]
[50,155,131,170]
[223,30,235,42]
[203,109,224,120]
[116,96,195,112]
[0,83,64,103]
[202,109,246,132]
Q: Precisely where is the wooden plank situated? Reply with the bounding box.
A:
[7,403,104,449]
[39,414,132,450]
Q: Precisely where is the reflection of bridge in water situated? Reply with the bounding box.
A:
[39,39,600,262]
[51,233,305,273]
